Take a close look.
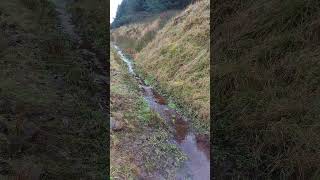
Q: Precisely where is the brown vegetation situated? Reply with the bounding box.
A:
[136,0,210,124]
[0,0,107,178]
[212,0,320,178]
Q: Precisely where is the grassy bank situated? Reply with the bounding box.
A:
[111,10,180,56]
[111,0,210,133]
[110,48,187,179]
[0,0,106,178]
[213,0,320,178]
[68,0,107,50]
[136,0,210,126]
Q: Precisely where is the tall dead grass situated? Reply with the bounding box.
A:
[213,0,320,178]
[135,0,210,124]
[111,10,180,54]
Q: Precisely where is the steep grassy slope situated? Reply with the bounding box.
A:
[111,0,210,131]
[111,10,180,56]
[213,0,320,178]
[0,0,106,179]
[135,0,210,126]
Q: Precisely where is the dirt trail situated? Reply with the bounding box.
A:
[52,0,80,42]
[113,44,210,180]
[51,0,107,108]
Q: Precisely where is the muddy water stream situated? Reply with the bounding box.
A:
[114,45,210,180]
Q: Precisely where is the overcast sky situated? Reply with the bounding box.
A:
[110,0,123,23]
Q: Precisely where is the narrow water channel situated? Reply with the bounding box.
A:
[113,45,210,180]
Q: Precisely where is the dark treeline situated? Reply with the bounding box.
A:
[112,0,192,28]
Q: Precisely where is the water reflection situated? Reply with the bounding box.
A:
[174,116,189,143]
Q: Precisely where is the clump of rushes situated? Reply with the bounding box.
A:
[137,98,153,124]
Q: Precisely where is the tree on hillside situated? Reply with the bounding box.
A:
[144,0,192,12]
[112,0,192,28]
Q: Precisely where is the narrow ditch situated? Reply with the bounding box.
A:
[113,44,210,180]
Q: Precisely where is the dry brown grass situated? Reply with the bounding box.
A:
[0,0,107,178]
[135,0,210,123]
[213,0,320,178]
[111,10,181,53]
